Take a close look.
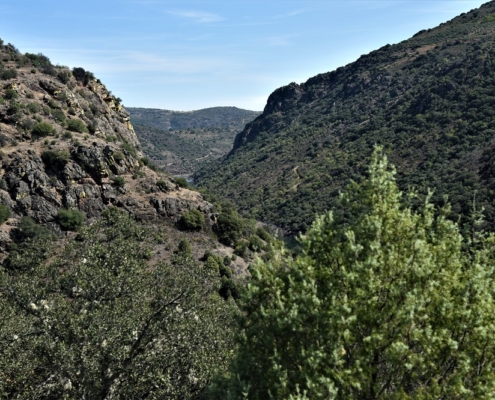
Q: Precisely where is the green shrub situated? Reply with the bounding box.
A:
[52,109,66,124]
[47,99,59,109]
[0,96,5,104]
[62,131,73,140]
[216,211,245,246]
[234,240,249,258]
[21,118,35,131]
[41,149,70,168]
[27,102,41,114]
[0,204,11,224]
[5,217,54,271]
[7,101,21,116]
[121,142,138,158]
[156,180,170,192]
[214,149,495,398]
[57,209,85,231]
[113,176,125,187]
[32,121,55,136]
[219,276,241,300]
[256,226,272,242]
[204,255,220,275]
[4,88,17,100]
[177,238,192,258]
[175,177,190,189]
[67,119,88,133]
[57,70,71,84]
[180,209,205,231]
[113,151,125,162]
[248,235,264,253]
[1,69,17,80]
[219,262,232,279]
[140,157,159,171]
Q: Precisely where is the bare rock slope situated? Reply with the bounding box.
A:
[0,43,215,251]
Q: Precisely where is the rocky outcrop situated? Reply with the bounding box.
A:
[0,43,215,250]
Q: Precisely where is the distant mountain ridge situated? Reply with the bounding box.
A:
[128,106,260,131]
[128,107,260,176]
[196,1,495,233]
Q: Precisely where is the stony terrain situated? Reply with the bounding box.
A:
[0,44,251,271]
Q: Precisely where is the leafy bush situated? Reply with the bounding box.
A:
[26,102,40,114]
[215,211,245,246]
[234,239,248,258]
[67,119,88,133]
[176,238,192,258]
[0,204,11,224]
[256,226,272,242]
[52,109,66,124]
[248,234,263,252]
[32,121,55,136]
[21,118,35,131]
[112,150,125,162]
[57,70,71,84]
[1,69,17,80]
[4,88,17,99]
[113,176,125,187]
[72,67,94,85]
[156,180,170,192]
[219,276,241,300]
[140,157,159,171]
[180,209,205,231]
[41,149,70,168]
[121,142,138,158]
[5,217,54,271]
[57,209,85,231]
[175,177,190,189]
[0,209,238,397]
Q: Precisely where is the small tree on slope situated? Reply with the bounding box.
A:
[210,148,495,399]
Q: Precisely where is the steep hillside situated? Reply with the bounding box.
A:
[128,107,260,175]
[196,1,495,233]
[0,40,264,276]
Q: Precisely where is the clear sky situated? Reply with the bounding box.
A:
[0,0,488,111]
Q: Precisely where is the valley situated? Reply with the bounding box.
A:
[3,1,495,398]
[128,107,260,176]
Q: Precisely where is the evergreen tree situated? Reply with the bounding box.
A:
[211,148,495,399]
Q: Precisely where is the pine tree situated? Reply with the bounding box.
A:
[211,148,495,399]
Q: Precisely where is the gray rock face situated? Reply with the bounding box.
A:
[0,63,213,233]
[71,145,108,182]
[62,163,88,184]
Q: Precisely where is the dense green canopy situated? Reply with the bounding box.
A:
[0,209,238,399]
[210,149,495,399]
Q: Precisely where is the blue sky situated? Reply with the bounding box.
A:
[0,0,487,111]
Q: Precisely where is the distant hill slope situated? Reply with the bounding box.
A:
[128,107,260,175]
[196,1,495,233]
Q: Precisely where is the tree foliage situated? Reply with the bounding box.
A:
[180,209,205,231]
[211,149,495,399]
[0,209,238,399]
[0,204,10,224]
[57,208,85,231]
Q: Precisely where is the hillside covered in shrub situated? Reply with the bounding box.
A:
[196,1,495,233]
[128,107,259,176]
